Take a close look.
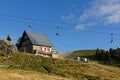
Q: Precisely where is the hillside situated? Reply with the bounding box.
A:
[58,52,72,58]
[68,50,96,59]
[0,50,120,80]
[0,68,69,80]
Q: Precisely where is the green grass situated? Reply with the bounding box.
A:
[68,50,96,61]
[0,50,120,80]
[68,50,106,65]
[69,50,96,57]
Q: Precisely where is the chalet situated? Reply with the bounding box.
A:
[17,30,58,58]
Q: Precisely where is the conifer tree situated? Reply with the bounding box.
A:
[95,48,100,60]
[6,35,11,41]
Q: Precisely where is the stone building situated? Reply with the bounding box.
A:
[17,30,58,58]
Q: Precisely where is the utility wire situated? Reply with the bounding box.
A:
[0,16,120,32]
[0,17,120,36]
[0,12,120,30]
[0,13,66,25]
[61,27,120,36]
[0,13,120,36]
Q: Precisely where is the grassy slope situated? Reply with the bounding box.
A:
[68,50,96,60]
[0,51,120,80]
[69,50,96,57]
[0,68,70,80]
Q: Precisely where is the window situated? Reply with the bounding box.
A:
[44,48,47,51]
[47,48,50,52]
[39,47,42,51]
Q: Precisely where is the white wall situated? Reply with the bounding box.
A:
[33,45,52,53]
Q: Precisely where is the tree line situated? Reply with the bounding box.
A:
[95,48,120,64]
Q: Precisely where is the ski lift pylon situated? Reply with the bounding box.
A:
[27,17,32,28]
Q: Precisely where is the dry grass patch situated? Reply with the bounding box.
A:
[0,68,71,80]
[82,64,120,80]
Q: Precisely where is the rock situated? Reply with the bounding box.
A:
[0,39,17,53]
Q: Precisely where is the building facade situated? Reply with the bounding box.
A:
[17,30,58,58]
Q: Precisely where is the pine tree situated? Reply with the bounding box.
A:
[95,48,99,60]
[105,51,109,64]
[101,50,106,64]
[6,35,11,41]
[109,48,114,64]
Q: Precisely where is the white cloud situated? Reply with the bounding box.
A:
[106,11,120,24]
[80,0,120,24]
[61,14,75,23]
[75,23,94,30]
[75,24,85,30]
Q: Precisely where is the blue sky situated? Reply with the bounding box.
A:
[0,0,120,52]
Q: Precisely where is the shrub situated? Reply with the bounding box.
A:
[0,51,5,56]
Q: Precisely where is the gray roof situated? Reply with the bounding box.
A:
[24,30,53,47]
